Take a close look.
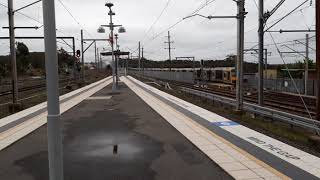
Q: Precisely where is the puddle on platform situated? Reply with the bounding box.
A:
[79,133,142,159]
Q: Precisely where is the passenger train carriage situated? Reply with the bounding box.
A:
[194,67,236,85]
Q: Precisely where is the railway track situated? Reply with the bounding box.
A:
[180,83,315,117]
[0,77,73,97]
[137,76,316,118]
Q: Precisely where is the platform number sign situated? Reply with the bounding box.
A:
[212,121,239,127]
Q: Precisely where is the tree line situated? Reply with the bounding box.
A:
[0,42,76,79]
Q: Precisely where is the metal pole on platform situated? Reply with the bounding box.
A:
[105,3,117,91]
[126,54,129,76]
[94,41,97,70]
[236,0,245,111]
[265,49,268,79]
[138,41,141,75]
[305,34,309,95]
[8,0,18,105]
[316,0,320,120]
[142,46,144,73]
[42,0,64,179]
[96,48,99,70]
[115,34,119,84]
[81,29,85,83]
[258,0,264,106]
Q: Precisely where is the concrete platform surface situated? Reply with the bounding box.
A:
[124,76,320,180]
[0,83,231,180]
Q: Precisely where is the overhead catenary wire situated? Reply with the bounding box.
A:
[0,2,82,42]
[265,0,310,32]
[252,0,318,134]
[144,0,314,61]
[56,0,94,38]
[141,0,172,43]
[143,0,217,47]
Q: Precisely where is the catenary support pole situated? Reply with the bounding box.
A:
[258,0,264,106]
[165,31,173,71]
[42,0,64,179]
[265,49,268,80]
[142,46,144,76]
[80,30,85,83]
[317,0,320,120]
[138,41,141,74]
[97,48,99,70]
[305,34,309,95]
[94,41,97,70]
[126,54,129,76]
[236,0,245,111]
[8,0,18,105]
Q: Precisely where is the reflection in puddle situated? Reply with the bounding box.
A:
[71,133,143,160]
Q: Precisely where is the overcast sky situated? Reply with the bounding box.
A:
[0,0,316,65]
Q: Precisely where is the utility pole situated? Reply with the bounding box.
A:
[141,46,144,75]
[94,41,97,70]
[138,41,141,74]
[316,0,320,120]
[265,49,268,79]
[236,0,246,111]
[80,29,85,83]
[8,0,18,106]
[142,47,144,59]
[305,34,309,95]
[258,0,264,106]
[165,31,174,71]
[42,0,64,179]
[97,47,99,70]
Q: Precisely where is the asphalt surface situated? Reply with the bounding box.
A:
[0,83,231,180]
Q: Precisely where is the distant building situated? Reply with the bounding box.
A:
[263,69,278,79]
[253,69,278,79]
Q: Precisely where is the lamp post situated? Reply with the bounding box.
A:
[115,33,119,85]
[98,2,125,91]
[105,2,117,91]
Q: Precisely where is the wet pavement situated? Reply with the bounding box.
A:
[0,83,232,180]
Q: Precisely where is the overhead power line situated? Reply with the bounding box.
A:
[0,2,81,42]
[142,0,172,43]
[252,0,317,131]
[143,0,216,47]
[57,0,93,38]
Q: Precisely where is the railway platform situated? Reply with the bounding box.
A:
[0,76,320,179]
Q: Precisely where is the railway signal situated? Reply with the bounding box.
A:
[76,50,81,58]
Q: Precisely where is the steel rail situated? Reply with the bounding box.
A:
[181,87,320,132]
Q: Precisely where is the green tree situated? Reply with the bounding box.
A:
[16,42,29,56]
[16,42,30,73]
